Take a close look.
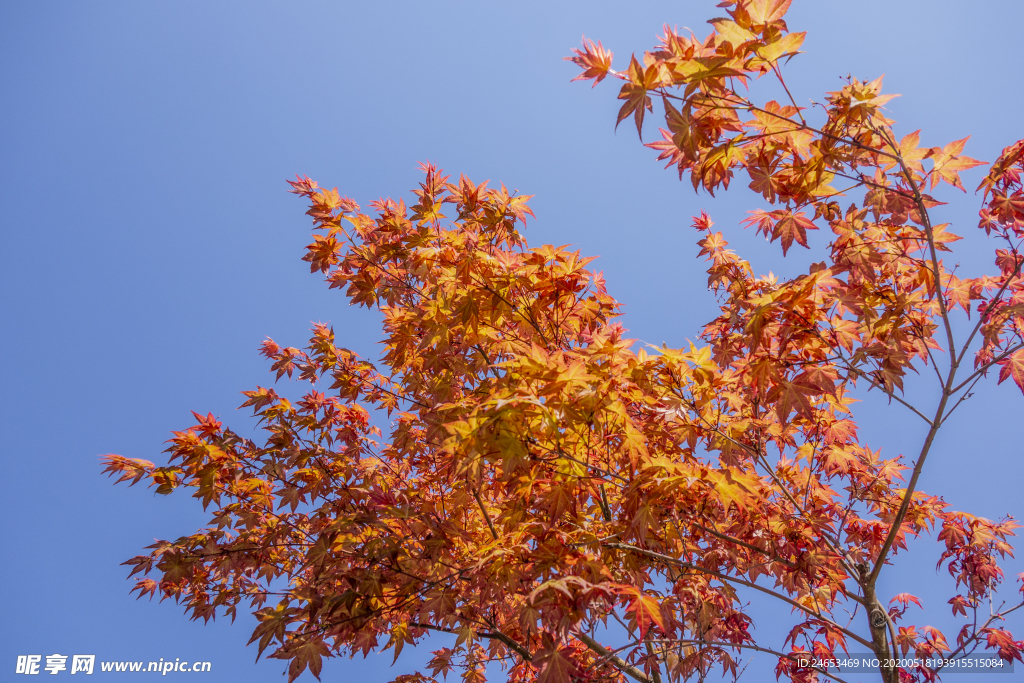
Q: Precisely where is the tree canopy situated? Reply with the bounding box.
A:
[104,1,1024,681]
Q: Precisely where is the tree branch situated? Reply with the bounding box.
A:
[472,488,499,541]
[604,542,873,649]
[949,341,1024,395]
[576,631,652,683]
[411,622,533,662]
[649,637,854,683]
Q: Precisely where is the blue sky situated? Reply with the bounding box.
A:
[3,1,1023,681]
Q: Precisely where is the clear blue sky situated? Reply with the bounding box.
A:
[3,1,1023,681]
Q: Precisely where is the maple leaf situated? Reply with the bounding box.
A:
[984,629,1024,663]
[887,129,932,174]
[568,37,614,86]
[744,209,817,255]
[948,595,970,617]
[709,18,757,48]
[995,248,1024,275]
[989,191,1024,224]
[770,380,815,422]
[390,674,437,683]
[691,210,714,231]
[535,645,578,683]
[747,158,779,202]
[283,639,331,682]
[616,55,657,137]
[618,588,666,639]
[889,593,923,610]
[286,174,319,196]
[821,446,857,474]
[100,454,153,487]
[943,274,980,316]
[895,626,918,656]
[249,603,300,661]
[774,211,817,255]
[738,0,793,27]
[756,31,805,64]
[792,366,839,396]
[427,648,455,680]
[190,411,222,438]
[929,224,962,251]
[708,468,759,512]
[929,137,984,190]
[997,349,1024,394]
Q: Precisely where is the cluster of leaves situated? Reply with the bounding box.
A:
[105,1,1024,682]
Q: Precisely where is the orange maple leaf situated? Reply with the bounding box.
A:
[930,137,984,190]
[568,37,614,86]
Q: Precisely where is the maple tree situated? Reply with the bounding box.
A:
[102,1,1024,682]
